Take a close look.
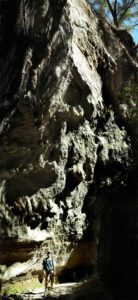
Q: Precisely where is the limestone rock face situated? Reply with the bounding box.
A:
[0,0,137,299]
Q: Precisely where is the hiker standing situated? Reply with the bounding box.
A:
[42,251,55,294]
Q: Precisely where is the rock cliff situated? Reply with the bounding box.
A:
[0,0,137,299]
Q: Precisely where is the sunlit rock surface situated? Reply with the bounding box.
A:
[0,0,137,299]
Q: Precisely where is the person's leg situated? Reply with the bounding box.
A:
[45,273,48,291]
[50,274,54,289]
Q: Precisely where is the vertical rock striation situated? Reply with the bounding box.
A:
[0,0,137,299]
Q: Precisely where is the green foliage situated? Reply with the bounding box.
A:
[87,0,138,29]
[119,83,138,121]
[2,278,42,295]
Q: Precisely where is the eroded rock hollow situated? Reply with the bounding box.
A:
[0,0,138,299]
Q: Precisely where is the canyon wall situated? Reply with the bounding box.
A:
[0,0,137,299]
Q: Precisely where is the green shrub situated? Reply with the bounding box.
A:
[2,278,43,295]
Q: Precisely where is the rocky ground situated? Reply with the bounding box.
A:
[15,283,82,300]
[1,279,113,300]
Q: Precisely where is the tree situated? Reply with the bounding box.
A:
[87,0,138,29]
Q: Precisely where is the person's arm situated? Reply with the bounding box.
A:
[51,259,55,274]
[42,260,46,276]
[52,259,55,271]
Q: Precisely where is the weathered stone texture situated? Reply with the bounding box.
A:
[0,0,137,299]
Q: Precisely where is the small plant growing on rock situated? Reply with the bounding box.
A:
[119,83,138,122]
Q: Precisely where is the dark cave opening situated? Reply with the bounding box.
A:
[58,265,94,283]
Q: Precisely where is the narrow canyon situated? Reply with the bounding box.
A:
[0,0,137,299]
